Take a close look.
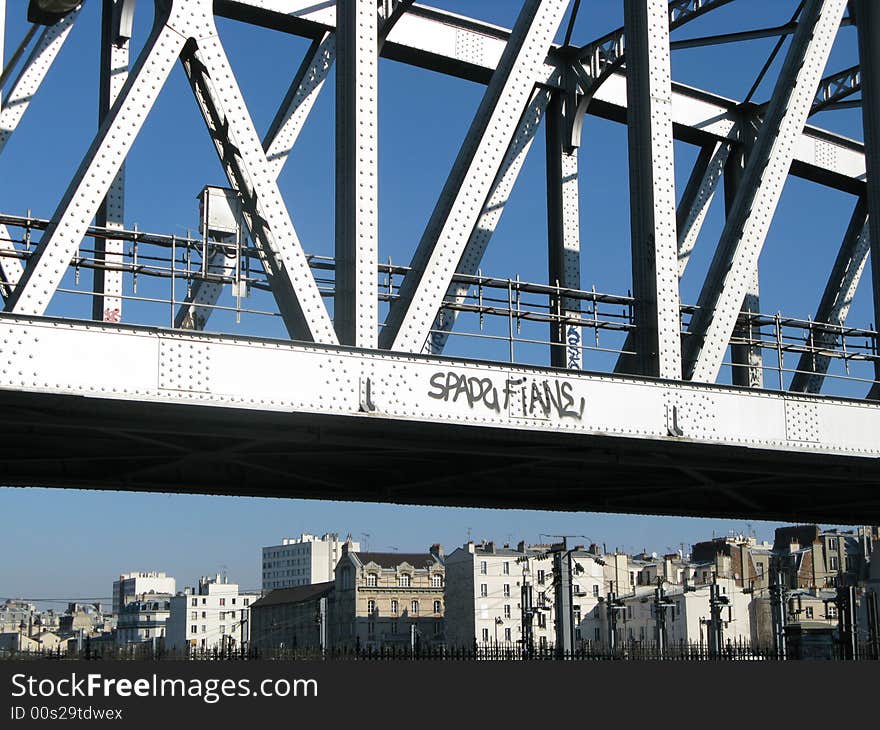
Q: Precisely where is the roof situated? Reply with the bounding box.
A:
[351,552,440,570]
[250,582,333,609]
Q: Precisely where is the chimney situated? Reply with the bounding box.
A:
[430,544,444,559]
[517,540,526,553]
[486,541,495,554]
[466,541,475,553]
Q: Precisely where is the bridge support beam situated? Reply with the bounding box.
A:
[620,0,681,379]
[683,0,848,384]
[0,9,79,300]
[856,0,880,398]
[92,0,132,324]
[379,0,571,353]
[335,0,378,348]
[546,88,582,370]
[725,115,763,388]
[423,88,550,356]
[790,198,869,394]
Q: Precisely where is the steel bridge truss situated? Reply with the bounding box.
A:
[0,0,879,522]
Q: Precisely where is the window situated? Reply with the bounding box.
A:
[366,573,378,587]
[828,537,838,551]
[431,574,443,588]
[433,600,441,614]
[503,584,510,597]
[805,607,814,619]
[202,598,207,605]
[367,599,376,615]
[399,574,411,587]
[220,625,226,634]
[480,561,487,575]
[243,599,249,606]
[201,625,206,633]
[538,591,546,607]
[828,604,838,619]
[202,612,206,619]
[480,584,488,597]
[537,613,546,629]
[190,611,197,620]
[191,598,197,607]
[503,562,510,575]
[391,599,399,613]
[411,600,419,614]
[482,628,489,642]
[190,625,197,635]
[503,604,512,619]
[537,570,545,585]
[830,556,839,571]
[145,629,150,638]
[219,598,225,607]
[593,585,600,597]
[504,628,511,642]
[219,612,224,621]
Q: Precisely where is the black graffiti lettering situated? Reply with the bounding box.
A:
[559,381,586,419]
[428,371,584,421]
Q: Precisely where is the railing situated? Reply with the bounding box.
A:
[0,212,877,398]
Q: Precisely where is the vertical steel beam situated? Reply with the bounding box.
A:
[546,89,582,370]
[335,0,378,348]
[0,1,5,112]
[620,0,681,379]
[93,0,131,323]
[725,115,763,388]
[379,0,571,353]
[790,199,869,393]
[423,88,550,356]
[856,0,880,398]
[4,14,185,316]
[683,0,848,383]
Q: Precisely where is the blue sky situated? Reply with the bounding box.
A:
[0,1,867,601]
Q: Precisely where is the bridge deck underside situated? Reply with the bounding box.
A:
[1,390,877,524]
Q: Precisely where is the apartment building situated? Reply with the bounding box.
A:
[112,572,176,613]
[261,533,360,591]
[116,593,173,646]
[166,575,259,651]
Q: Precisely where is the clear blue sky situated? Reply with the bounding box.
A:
[0,1,866,602]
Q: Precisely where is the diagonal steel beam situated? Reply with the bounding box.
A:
[810,64,860,115]
[380,0,571,353]
[4,7,185,316]
[790,198,869,394]
[423,87,551,356]
[683,0,848,384]
[179,22,336,344]
[0,9,79,299]
[618,0,681,379]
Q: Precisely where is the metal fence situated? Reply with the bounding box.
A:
[3,639,878,661]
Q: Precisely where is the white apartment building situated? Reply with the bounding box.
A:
[112,572,176,614]
[262,533,360,590]
[166,575,260,652]
[115,593,172,646]
[445,540,605,651]
[606,576,755,648]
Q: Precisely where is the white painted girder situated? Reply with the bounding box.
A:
[218,1,866,189]
[1,314,880,458]
[381,0,571,353]
[684,0,849,384]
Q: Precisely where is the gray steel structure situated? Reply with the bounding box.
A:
[0,0,878,523]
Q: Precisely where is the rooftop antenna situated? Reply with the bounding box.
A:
[466,527,472,542]
[388,545,399,552]
[360,533,370,551]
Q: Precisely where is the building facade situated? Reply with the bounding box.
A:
[250,582,333,653]
[113,572,176,614]
[332,545,445,651]
[116,594,172,646]
[166,575,259,652]
[262,533,360,591]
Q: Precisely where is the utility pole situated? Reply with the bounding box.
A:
[707,573,728,657]
[867,590,879,660]
[605,581,626,654]
[653,577,674,655]
[316,595,327,658]
[547,534,579,656]
[835,582,858,660]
